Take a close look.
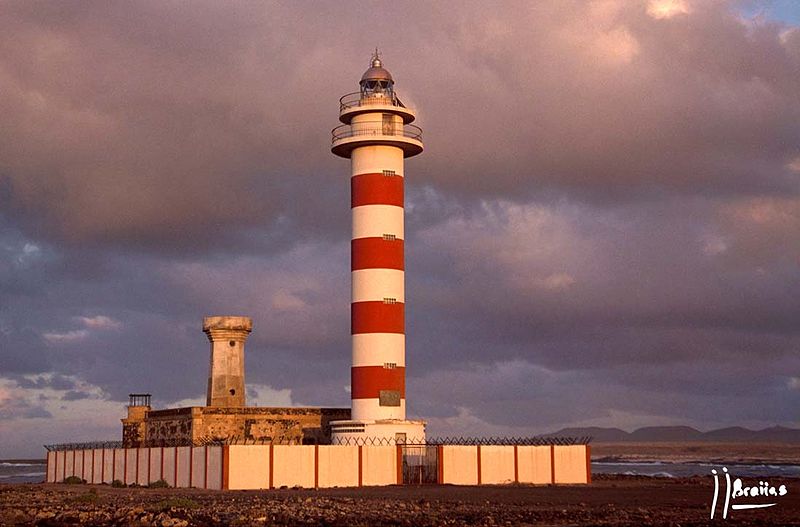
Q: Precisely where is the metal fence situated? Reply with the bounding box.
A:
[44,441,123,452]
[45,435,591,451]
[332,435,592,446]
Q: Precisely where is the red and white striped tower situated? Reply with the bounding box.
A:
[330,51,425,443]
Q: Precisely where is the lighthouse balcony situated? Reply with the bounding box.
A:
[339,92,416,124]
[331,121,423,158]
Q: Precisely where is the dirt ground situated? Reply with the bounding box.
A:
[1,475,799,526]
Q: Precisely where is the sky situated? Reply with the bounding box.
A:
[1,0,799,458]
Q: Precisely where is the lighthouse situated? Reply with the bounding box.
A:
[330,51,426,444]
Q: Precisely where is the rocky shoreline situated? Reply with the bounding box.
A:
[1,475,798,526]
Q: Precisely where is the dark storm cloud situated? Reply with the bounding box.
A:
[1,1,799,455]
[1,1,797,252]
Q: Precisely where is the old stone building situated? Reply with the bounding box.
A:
[123,403,350,447]
[122,317,350,447]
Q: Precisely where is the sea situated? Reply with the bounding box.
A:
[1,459,798,484]
[0,460,47,484]
[592,461,800,478]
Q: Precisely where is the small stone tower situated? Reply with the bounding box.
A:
[203,316,252,407]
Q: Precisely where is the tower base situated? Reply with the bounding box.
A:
[330,419,426,445]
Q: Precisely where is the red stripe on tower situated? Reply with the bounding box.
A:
[351,238,404,271]
[351,366,406,399]
[352,173,404,208]
[351,301,404,334]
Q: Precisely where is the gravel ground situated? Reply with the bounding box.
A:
[1,475,798,526]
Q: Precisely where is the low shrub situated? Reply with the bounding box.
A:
[148,479,170,488]
[111,479,126,488]
[63,476,85,484]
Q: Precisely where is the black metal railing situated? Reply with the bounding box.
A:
[339,91,409,113]
[128,393,151,407]
[331,122,423,143]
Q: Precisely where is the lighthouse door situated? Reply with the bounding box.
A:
[401,445,439,485]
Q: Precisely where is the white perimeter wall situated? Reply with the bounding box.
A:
[46,444,589,489]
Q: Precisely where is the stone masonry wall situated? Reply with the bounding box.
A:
[127,407,351,446]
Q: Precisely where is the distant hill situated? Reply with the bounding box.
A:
[545,425,800,443]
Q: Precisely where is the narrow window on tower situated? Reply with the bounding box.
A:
[382,170,396,177]
[382,113,394,135]
[383,297,397,304]
[382,234,396,241]
[383,362,396,369]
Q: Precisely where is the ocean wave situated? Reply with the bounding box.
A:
[0,472,46,479]
[0,462,45,467]
[619,470,675,478]
[593,461,667,466]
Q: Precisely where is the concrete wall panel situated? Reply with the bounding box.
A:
[553,445,588,484]
[517,446,552,484]
[175,447,191,488]
[101,449,113,483]
[83,450,92,480]
[111,449,124,483]
[227,445,270,490]
[78,450,90,481]
[63,450,74,480]
[135,448,149,486]
[206,446,222,490]
[148,448,163,484]
[359,445,395,486]
[85,450,96,482]
[124,449,136,485]
[46,451,56,483]
[51,451,59,482]
[74,450,84,479]
[317,446,359,488]
[272,445,315,488]
[161,447,176,487]
[55,451,66,482]
[191,447,207,489]
[441,446,478,485]
[72,450,83,479]
[90,450,102,484]
[480,446,515,485]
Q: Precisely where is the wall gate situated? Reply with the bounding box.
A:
[400,445,438,485]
